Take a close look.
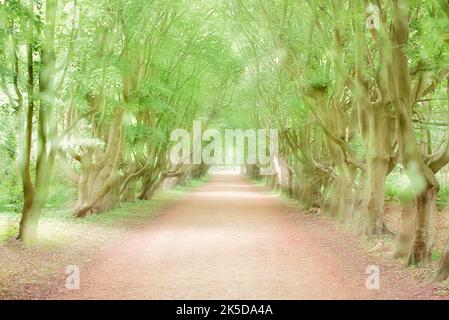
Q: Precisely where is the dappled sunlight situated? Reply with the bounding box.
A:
[36,219,124,249]
[142,227,278,249]
[192,190,278,200]
[0,215,16,242]
[207,184,255,189]
[1,0,449,301]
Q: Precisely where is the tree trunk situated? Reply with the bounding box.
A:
[139,175,164,200]
[17,199,37,244]
[362,156,390,236]
[327,177,340,217]
[394,199,414,258]
[407,185,437,266]
[74,109,124,217]
[432,238,449,282]
[17,0,58,244]
[17,163,54,243]
[122,181,137,202]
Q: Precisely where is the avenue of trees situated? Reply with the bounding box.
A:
[233,0,449,282]
[2,0,449,283]
[0,0,241,243]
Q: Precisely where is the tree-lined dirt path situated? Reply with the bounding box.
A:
[59,175,443,300]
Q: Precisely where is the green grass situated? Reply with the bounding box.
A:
[385,182,400,201]
[437,184,449,208]
[432,250,442,262]
[386,173,449,208]
[0,177,208,299]
[0,176,209,245]
[251,176,268,186]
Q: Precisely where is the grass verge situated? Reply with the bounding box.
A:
[0,177,208,299]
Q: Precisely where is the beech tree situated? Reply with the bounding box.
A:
[0,0,240,240]
[230,0,449,281]
[2,0,449,283]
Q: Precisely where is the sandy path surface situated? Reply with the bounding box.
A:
[59,174,444,300]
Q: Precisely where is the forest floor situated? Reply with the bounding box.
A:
[1,174,449,299]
